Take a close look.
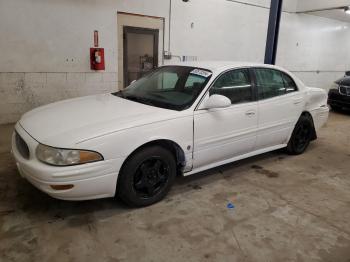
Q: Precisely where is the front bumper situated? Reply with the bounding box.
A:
[328,89,350,109]
[12,123,124,201]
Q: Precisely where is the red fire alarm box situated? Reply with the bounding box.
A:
[90,48,105,70]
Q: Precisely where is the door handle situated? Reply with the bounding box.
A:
[245,110,256,117]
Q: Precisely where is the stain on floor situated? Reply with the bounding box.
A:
[251,165,280,178]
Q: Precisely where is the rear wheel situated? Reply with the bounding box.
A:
[117,146,176,207]
[287,115,313,155]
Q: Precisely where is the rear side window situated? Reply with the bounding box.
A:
[281,72,298,93]
[255,68,285,99]
[210,69,253,104]
[255,68,298,99]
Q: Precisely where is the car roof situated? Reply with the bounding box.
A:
[165,61,284,74]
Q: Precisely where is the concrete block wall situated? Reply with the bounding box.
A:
[0,0,168,124]
[0,72,117,123]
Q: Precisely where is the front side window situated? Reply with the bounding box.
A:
[113,66,212,111]
[209,69,253,104]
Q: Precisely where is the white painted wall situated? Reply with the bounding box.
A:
[0,0,349,124]
[278,12,350,90]
[168,0,269,63]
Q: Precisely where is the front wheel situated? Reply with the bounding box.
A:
[287,115,313,155]
[117,146,176,207]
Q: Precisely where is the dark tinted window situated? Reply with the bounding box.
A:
[210,69,253,104]
[255,68,285,99]
[255,68,298,99]
[281,72,298,93]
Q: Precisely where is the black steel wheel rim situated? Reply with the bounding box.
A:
[294,122,311,152]
[133,157,170,198]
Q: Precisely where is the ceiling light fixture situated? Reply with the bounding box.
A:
[345,6,350,14]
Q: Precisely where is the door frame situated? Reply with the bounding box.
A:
[123,26,159,88]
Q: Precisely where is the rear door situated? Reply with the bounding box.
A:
[193,68,258,169]
[252,68,304,150]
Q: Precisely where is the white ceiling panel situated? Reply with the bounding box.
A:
[310,9,350,23]
[295,0,350,23]
[297,0,350,12]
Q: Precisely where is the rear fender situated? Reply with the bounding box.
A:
[305,87,328,111]
[304,87,329,133]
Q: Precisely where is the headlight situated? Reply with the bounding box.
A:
[36,144,103,166]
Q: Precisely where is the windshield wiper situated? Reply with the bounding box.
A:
[113,91,155,106]
[124,95,155,106]
[112,91,125,98]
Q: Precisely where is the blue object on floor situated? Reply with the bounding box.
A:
[227,203,235,209]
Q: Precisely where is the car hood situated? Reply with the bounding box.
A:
[19,93,180,147]
[335,76,350,86]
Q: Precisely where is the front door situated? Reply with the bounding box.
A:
[123,26,159,88]
[193,68,258,169]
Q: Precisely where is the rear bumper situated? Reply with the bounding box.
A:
[12,123,124,201]
[310,106,329,131]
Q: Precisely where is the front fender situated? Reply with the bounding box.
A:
[77,115,194,170]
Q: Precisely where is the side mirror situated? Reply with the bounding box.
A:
[203,95,231,109]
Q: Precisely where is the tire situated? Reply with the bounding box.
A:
[117,146,177,207]
[287,115,313,155]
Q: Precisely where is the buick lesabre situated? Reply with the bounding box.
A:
[12,62,329,206]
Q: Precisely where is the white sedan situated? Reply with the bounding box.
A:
[12,62,329,206]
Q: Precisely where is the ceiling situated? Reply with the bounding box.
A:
[294,0,350,23]
[296,0,350,12]
[309,9,350,23]
[243,0,350,23]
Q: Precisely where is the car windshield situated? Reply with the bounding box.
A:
[112,66,212,111]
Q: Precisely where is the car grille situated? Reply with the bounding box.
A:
[339,86,350,96]
[15,132,30,159]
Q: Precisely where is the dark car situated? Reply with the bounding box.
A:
[328,72,350,111]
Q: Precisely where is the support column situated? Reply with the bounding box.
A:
[264,0,283,65]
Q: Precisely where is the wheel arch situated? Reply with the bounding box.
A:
[300,111,317,141]
[118,139,186,178]
[133,139,186,166]
[115,139,186,195]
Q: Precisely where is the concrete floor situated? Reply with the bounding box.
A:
[0,111,350,262]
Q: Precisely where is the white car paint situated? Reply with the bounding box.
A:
[193,94,258,169]
[12,61,329,200]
